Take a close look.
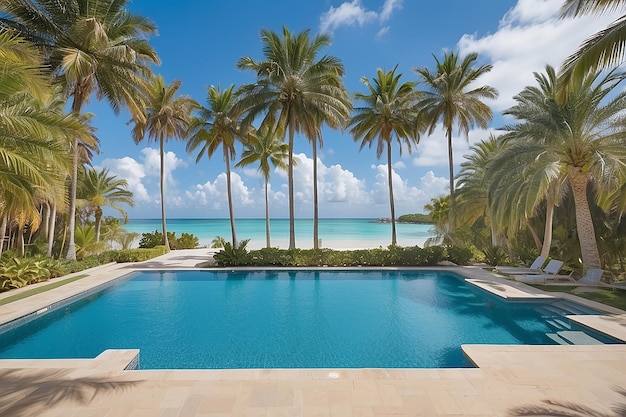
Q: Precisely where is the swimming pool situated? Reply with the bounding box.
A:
[0,270,619,369]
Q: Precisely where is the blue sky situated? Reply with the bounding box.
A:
[88,0,622,219]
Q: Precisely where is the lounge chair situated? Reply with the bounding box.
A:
[570,268,605,286]
[514,260,566,284]
[495,256,545,275]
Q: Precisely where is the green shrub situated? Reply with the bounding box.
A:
[214,240,251,266]
[107,246,169,262]
[0,256,64,290]
[139,230,199,249]
[482,245,508,266]
[175,233,199,249]
[446,246,474,265]
[228,245,458,268]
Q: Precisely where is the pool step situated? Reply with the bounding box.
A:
[546,331,603,345]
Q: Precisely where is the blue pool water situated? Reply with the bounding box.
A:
[0,270,619,369]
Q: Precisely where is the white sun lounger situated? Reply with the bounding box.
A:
[495,255,545,275]
[514,260,566,284]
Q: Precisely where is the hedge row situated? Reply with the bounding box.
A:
[214,245,474,267]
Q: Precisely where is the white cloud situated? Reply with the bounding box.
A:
[370,164,448,214]
[412,127,495,168]
[458,0,622,111]
[319,0,403,34]
[186,172,254,210]
[99,147,186,206]
[140,148,186,188]
[98,156,150,202]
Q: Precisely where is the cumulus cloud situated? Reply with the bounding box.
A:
[458,0,622,111]
[98,147,186,206]
[412,128,496,168]
[97,156,150,202]
[186,172,254,210]
[319,0,403,34]
[370,164,448,213]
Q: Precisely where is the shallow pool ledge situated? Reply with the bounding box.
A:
[0,349,140,371]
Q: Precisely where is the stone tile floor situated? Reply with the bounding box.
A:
[1,250,626,416]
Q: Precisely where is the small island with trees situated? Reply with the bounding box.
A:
[375,214,433,224]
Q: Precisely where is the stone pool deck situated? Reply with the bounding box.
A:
[1,249,626,416]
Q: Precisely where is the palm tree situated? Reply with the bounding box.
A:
[1,0,160,260]
[236,126,290,248]
[495,65,626,271]
[559,0,626,88]
[131,76,196,250]
[236,26,351,250]
[348,66,420,246]
[77,168,134,242]
[187,84,241,248]
[413,51,498,206]
[0,33,93,257]
[455,135,504,247]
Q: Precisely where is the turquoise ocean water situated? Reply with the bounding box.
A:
[122,218,435,249]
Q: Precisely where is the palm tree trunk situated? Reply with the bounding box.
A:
[0,215,7,257]
[288,122,296,250]
[17,225,24,257]
[95,206,103,242]
[66,88,87,260]
[41,203,49,241]
[540,198,555,259]
[47,203,57,257]
[264,178,271,248]
[225,152,237,248]
[65,136,79,260]
[569,168,601,271]
[159,136,170,250]
[312,137,319,249]
[387,141,397,246]
[447,129,455,205]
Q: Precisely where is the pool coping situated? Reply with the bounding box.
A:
[2,249,626,416]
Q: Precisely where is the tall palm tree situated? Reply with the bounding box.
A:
[236,26,351,250]
[187,84,241,248]
[559,0,626,87]
[413,51,498,206]
[77,168,134,242]
[0,33,93,257]
[236,126,290,248]
[455,135,504,247]
[494,65,626,271]
[131,76,196,250]
[348,66,420,246]
[0,0,160,260]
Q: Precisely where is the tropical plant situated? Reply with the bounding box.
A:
[0,0,160,260]
[348,66,420,246]
[236,126,290,248]
[413,51,498,206]
[77,168,133,242]
[0,33,93,258]
[131,75,196,250]
[213,239,251,266]
[211,236,227,249]
[187,84,241,248]
[559,0,626,89]
[237,26,351,249]
[494,65,626,271]
[74,224,106,260]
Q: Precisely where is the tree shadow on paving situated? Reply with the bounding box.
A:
[0,368,139,417]
[509,386,626,416]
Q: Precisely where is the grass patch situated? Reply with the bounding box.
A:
[0,274,88,306]
[533,284,626,311]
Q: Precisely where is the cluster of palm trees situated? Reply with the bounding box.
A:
[2,0,626,273]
